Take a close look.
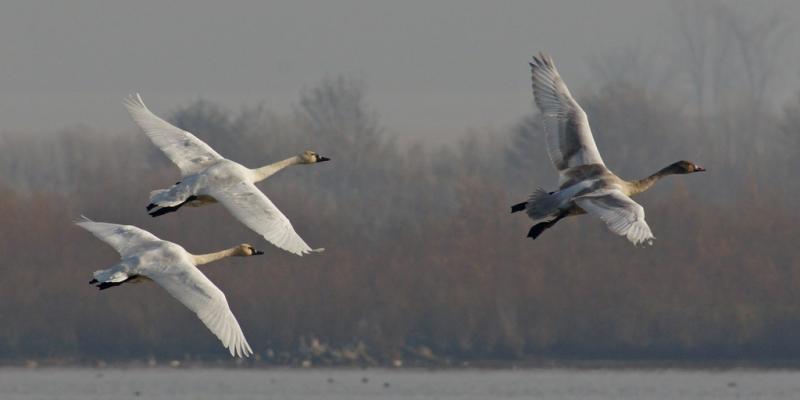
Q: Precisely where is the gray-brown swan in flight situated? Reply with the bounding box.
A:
[511,53,705,245]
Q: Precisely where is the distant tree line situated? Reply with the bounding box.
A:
[0,2,798,363]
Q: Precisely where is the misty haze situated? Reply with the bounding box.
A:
[1,0,799,399]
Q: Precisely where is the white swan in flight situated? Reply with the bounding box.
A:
[77,217,259,358]
[511,53,705,245]
[123,93,329,256]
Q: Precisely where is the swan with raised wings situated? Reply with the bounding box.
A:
[77,217,259,358]
[124,94,329,256]
[511,53,705,245]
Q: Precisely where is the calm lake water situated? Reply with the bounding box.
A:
[1,367,799,399]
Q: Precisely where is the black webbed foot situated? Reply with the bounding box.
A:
[526,210,569,240]
[147,196,199,217]
[97,281,124,290]
[510,202,527,213]
[527,222,551,239]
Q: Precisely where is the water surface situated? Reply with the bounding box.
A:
[2,367,799,399]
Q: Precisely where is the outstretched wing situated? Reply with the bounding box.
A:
[208,182,320,256]
[123,93,223,176]
[145,261,253,358]
[574,190,655,245]
[530,53,605,173]
[75,216,160,258]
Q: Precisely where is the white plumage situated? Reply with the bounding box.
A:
[124,94,223,176]
[77,217,254,358]
[124,93,328,256]
[574,190,655,246]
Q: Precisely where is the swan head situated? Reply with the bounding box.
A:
[299,150,330,164]
[235,244,264,256]
[670,160,706,174]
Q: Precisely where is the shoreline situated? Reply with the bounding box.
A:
[5,358,800,371]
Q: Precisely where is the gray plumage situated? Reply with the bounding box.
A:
[513,53,704,245]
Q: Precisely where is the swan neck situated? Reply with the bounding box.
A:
[629,165,674,195]
[252,156,301,182]
[191,247,238,266]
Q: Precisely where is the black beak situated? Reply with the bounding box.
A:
[315,155,331,162]
[253,249,264,255]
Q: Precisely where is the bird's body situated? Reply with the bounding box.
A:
[512,53,704,245]
[77,217,261,358]
[123,94,329,256]
[147,158,251,212]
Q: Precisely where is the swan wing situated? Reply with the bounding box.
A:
[144,260,253,358]
[123,93,223,176]
[574,190,655,245]
[75,216,160,258]
[530,53,605,173]
[209,182,318,256]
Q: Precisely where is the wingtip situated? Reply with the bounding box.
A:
[531,51,555,71]
[123,92,146,109]
[74,215,92,225]
[231,343,253,359]
[630,233,656,247]
[288,247,325,257]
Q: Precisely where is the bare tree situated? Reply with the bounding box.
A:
[671,0,792,163]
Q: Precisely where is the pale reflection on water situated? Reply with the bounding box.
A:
[1,367,799,400]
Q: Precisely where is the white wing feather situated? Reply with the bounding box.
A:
[530,53,605,172]
[575,190,655,245]
[144,261,253,358]
[123,93,223,176]
[78,217,252,357]
[75,216,160,258]
[209,182,320,256]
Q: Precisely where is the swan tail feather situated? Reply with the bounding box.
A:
[147,195,198,217]
[525,188,561,220]
[148,188,186,207]
[91,266,132,290]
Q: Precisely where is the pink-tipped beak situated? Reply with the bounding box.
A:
[695,165,706,172]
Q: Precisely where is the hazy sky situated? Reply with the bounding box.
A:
[1,0,797,140]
